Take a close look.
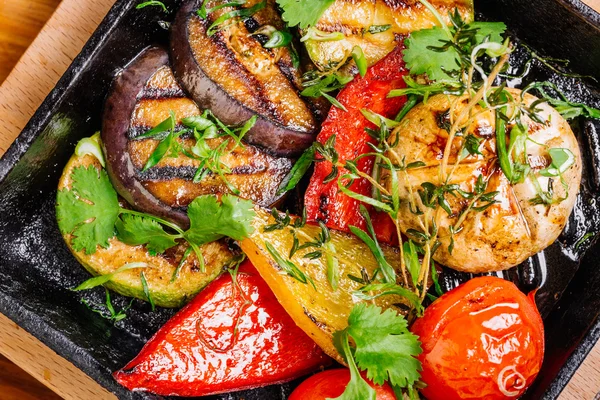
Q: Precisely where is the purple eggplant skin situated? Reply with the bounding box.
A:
[170,0,317,157]
[102,47,191,229]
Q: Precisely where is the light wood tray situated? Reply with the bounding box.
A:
[0,0,599,399]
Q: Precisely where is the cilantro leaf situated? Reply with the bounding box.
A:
[56,166,120,254]
[333,303,422,399]
[403,21,507,81]
[347,304,422,387]
[331,330,376,400]
[403,27,458,81]
[116,214,179,254]
[471,22,507,44]
[185,194,255,245]
[276,0,335,29]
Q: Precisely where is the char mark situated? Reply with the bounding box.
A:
[303,307,328,329]
[138,86,186,100]
[127,125,191,140]
[137,164,263,181]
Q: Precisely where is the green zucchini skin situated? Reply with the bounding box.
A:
[304,0,475,71]
[58,148,235,308]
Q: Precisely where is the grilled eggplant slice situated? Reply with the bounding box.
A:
[58,145,234,308]
[305,0,474,71]
[171,0,325,156]
[103,47,292,229]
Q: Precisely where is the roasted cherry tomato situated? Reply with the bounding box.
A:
[410,277,544,400]
[289,369,396,400]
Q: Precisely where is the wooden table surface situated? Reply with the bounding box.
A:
[0,0,600,399]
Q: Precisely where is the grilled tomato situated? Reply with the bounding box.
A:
[289,369,395,400]
[410,276,544,400]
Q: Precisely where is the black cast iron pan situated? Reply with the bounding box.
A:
[0,0,599,399]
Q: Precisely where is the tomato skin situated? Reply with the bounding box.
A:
[289,369,396,400]
[410,277,544,400]
[304,46,408,245]
[114,260,330,397]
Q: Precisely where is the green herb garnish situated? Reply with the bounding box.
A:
[56,166,120,254]
[140,271,156,311]
[136,0,167,12]
[276,0,335,29]
[73,263,149,291]
[332,304,422,399]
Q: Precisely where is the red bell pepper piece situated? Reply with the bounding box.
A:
[305,46,408,245]
[114,260,330,397]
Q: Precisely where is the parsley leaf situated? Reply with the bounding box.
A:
[116,214,179,254]
[56,166,120,254]
[185,194,255,245]
[276,0,335,29]
[334,304,422,399]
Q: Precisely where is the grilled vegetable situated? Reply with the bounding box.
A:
[58,145,234,308]
[114,259,330,396]
[171,0,327,156]
[304,0,474,71]
[239,208,412,364]
[304,46,408,244]
[103,47,292,229]
[386,89,582,272]
[411,277,544,400]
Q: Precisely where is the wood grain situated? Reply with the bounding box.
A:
[0,313,113,399]
[0,353,62,400]
[0,0,63,82]
[0,0,599,399]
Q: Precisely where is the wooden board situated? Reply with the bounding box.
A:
[0,0,62,83]
[0,0,599,399]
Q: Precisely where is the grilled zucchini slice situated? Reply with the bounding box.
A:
[304,0,474,71]
[58,139,236,308]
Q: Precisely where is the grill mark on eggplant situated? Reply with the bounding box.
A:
[198,17,282,121]
[139,86,187,99]
[276,54,302,90]
[137,164,269,181]
[204,18,289,125]
[127,126,192,140]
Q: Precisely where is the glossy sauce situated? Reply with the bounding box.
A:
[411,277,544,400]
[114,260,330,397]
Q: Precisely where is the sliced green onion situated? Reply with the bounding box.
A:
[539,148,575,177]
[75,133,105,167]
[351,46,367,77]
[300,27,344,42]
[264,30,293,48]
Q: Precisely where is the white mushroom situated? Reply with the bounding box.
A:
[385,88,582,273]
